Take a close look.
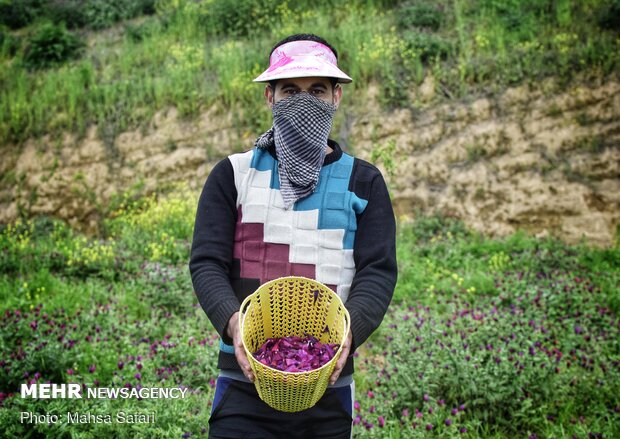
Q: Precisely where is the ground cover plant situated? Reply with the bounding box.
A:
[352,216,620,437]
[1,0,618,144]
[0,186,618,437]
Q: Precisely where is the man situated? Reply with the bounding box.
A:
[190,33,397,439]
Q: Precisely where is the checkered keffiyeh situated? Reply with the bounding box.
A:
[255,93,337,209]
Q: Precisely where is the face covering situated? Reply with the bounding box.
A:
[255,92,337,209]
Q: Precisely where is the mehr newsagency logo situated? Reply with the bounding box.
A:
[21,383,188,399]
[19,383,189,425]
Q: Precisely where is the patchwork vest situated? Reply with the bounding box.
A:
[228,147,369,302]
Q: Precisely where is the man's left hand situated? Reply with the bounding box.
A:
[329,331,353,385]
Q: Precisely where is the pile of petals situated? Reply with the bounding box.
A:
[252,335,340,372]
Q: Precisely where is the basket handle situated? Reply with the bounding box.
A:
[238,294,253,341]
[241,296,252,315]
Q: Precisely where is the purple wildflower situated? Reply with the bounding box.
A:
[574,325,583,334]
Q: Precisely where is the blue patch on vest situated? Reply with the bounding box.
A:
[249,148,369,249]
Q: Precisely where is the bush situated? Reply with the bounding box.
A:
[397,1,445,31]
[599,0,620,31]
[1,0,149,30]
[80,0,156,30]
[402,31,452,63]
[23,22,83,69]
[135,0,156,15]
[83,0,124,30]
[42,0,88,29]
[0,0,156,32]
[0,0,43,30]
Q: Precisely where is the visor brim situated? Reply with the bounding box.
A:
[253,58,352,83]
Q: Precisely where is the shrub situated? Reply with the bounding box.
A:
[397,1,445,31]
[23,22,84,69]
[1,0,156,32]
[599,0,620,31]
[475,0,552,31]
[136,0,156,15]
[83,0,155,30]
[42,0,88,29]
[83,0,123,30]
[402,31,452,63]
[0,0,43,30]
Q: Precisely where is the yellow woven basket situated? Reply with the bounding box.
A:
[239,276,350,413]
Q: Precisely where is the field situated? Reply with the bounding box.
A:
[0,186,618,438]
[2,0,619,146]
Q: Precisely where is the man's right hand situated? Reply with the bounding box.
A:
[226,312,255,382]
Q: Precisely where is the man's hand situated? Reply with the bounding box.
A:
[329,331,352,385]
[226,312,255,382]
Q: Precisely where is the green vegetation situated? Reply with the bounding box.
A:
[1,188,619,437]
[1,0,619,144]
[0,0,156,30]
[1,1,619,436]
[22,22,84,69]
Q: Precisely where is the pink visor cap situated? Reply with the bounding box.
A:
[253,40,352,84]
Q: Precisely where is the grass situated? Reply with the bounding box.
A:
[1,0,619,145]
[0,187,619,437]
